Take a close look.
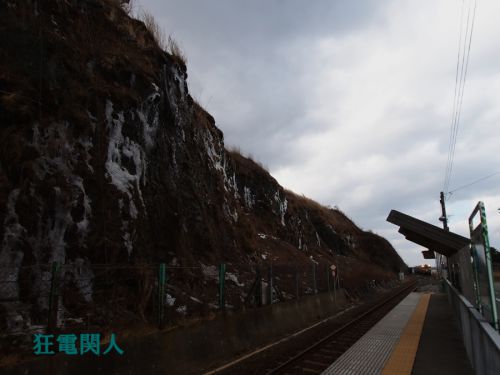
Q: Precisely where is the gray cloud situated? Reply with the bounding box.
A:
[137,0,500,266]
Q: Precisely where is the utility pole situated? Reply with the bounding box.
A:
[439,191,449,232]
[438,191,449,280]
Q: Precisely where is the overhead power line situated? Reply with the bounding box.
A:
[447,171,500,199]
[443,0,478,194]
[447,0,478,192]
[444,0,466,195]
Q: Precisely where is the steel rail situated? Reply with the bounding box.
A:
[266,280,417,374]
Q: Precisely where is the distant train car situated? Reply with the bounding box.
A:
[414,264,432,275]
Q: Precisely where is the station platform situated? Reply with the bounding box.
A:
[322,292,474,375]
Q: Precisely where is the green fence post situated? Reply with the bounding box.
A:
[312,263,317,294]
[268,263,273,305]
[158,263,166,329]
[219,263,226,310]
[480,203,499,331]
[478,202,499,330]
[335,269,340,304]
[295,265,299,299]
[47,261,60,332]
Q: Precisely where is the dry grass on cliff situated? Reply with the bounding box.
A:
[284,189,358,233]
[136,10,166,49]
[226,147,270,173]
[166,36,187,65]
[105,0,187,65]
[285,189,327,213]
[135,10,186,65]
[104,0,135,16]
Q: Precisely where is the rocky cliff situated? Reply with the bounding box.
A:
[0,0,406,337]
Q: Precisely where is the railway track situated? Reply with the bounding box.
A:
[265,280,417,375]
[209,280,417,375]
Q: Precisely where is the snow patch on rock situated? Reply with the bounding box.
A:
[166,294,176,306]
[202,128,240,200]
[176,305,187,315]
[203,128,225,173]
[243,186,255,209]
[223,201,238,223]
[200,264,218,280]
[105,100,147,203]
[257,233,278,240]
[228,173,239,199]
[105,100,149,254]
[138,83,161,149]
[273,191,288,226]
[225,272,244,287]
[316,232,321,247]
[73,177,92,244]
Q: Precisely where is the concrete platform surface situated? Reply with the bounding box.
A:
[411,293,473,375]
[321,292,474,375]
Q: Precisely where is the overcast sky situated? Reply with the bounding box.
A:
[136,0,500,266]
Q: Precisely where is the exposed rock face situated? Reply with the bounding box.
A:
[0,0,406,335]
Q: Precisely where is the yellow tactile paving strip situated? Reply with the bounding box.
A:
[381,293,431,375]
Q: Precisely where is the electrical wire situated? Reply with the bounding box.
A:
[447,171,500,199]
[444,0,470,193]
[447,0,478,193]
[443,0,478,194]
[444,0,466,193]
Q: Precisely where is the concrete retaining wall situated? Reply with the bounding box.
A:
[4,290,348,374]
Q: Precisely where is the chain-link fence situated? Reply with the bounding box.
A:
[0,260,396,336]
